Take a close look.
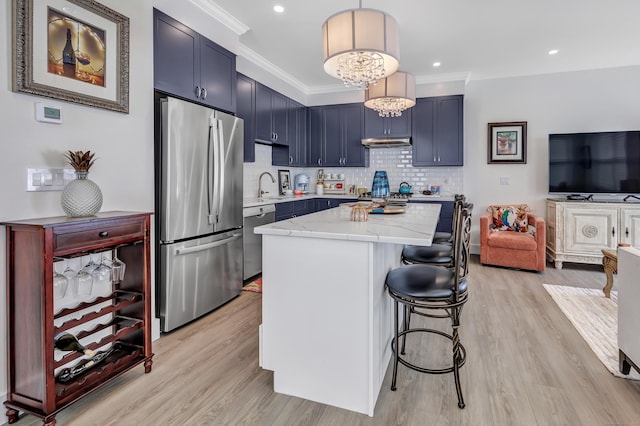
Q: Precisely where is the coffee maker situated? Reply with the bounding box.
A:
[294,174,310,193]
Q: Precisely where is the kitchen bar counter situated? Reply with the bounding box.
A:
[243,193,454,208]
[256,203,440,416]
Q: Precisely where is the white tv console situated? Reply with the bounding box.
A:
[546,198,640,269]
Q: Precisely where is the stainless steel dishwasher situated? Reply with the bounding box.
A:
[243,204,276,280]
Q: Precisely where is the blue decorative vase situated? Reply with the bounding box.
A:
[371,170,390,198]
[61,172,103,217]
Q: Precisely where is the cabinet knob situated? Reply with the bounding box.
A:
[195,86,201,98]
[626,227,629,237]
[612,227,615,237]
[98,231,109,238]
[201,88,207,99]
[317,159,322,166]
[289,156,293,164]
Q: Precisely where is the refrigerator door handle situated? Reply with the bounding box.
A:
[174,233,242,256]
[215,118,225,226]
[207,116,218,225]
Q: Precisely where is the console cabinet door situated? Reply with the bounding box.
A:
[621,207,640,246]
[564,206,618,253]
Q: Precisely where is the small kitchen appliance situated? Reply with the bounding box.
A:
[294,174,310,193]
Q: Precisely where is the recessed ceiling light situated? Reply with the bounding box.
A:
[433,62,441,67]
[273,5,285,13]
[548,49,559,55]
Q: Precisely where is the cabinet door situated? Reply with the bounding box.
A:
[153,9,199,101]
[322,106,343,167]
[364,108,387,138]
[308,107,323,167]
[255,83,274,143]
[271,91,289,145]
[388,110,412,137]
[342,104,367,167]
[621,207,640,246]
[411,98,437,166]
[275,201,294,221]
[435,96,463,166]
[237,73,255,162]
[285,100,307,166]
[364,108,411,138]
[199,37,236,113]
[564,206,618,253]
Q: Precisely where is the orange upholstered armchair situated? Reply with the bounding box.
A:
[480,205,546,272]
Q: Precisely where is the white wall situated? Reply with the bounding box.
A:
[464,66,640,251]
[0,0,155,415]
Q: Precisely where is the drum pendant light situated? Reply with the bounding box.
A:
[322,1,400,88]
[364,71,416,117]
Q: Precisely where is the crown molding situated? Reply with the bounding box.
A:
[238,45,309,93]
[416,72,471,85]
[190,0,249,35]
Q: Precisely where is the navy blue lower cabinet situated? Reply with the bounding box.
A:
[275,200,313,221]
[409,200,454,233]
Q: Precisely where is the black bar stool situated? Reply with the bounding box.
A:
[401,194,466,267]
[385,202,473,409]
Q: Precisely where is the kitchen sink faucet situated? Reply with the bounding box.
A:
[258,171,276,200]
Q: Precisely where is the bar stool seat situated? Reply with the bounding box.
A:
[401,243,453,265]
[386,264,467,299]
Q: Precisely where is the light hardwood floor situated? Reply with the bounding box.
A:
[13,257,640,426]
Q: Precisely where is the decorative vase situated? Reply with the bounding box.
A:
[61,172,103,217]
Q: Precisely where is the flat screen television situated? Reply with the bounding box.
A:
[548,131,640,195]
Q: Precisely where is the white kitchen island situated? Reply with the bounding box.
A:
[255,203,441,416]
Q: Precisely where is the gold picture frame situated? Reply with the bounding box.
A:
[13,0,130,113]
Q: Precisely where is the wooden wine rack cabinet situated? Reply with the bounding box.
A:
[2,212,154,426]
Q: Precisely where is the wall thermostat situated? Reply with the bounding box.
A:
[35,102,63,124]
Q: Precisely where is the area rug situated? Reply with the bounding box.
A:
[242,277,262,293]
[543,284,640,380]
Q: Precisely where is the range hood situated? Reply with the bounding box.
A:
[361,137,411,148]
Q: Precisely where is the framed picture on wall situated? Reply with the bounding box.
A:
[488,121,527,164]
[13,0,130,113]
[278,169,291,195]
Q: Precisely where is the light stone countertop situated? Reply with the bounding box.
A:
[254,202,441,246]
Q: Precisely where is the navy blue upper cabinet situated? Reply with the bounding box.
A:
[237,73,256,162]
[153,9,236,113]
[412,95,463,167]
[255,83,289,145]
[309,103,368,167]
[273,100,307,166]
[364,108,412,138]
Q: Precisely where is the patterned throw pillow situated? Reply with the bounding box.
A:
[489,204,529,232]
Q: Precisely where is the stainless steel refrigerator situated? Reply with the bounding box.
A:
[156,96,244,332]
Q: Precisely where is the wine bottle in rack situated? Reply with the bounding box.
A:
[54,333,94,357]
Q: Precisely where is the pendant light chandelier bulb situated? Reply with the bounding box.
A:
[322,1,400,88]
[364,71,416,118]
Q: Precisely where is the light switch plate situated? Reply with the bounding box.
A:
[27,168,75,191]
[500,176,511,185]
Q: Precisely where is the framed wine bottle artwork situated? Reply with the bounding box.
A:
[12,0,130,113]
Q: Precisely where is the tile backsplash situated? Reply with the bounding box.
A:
[243,144,463,198]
